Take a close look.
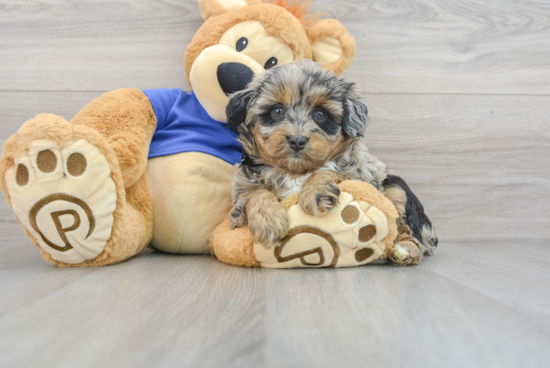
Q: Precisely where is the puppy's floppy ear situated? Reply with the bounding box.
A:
[342,92,369,139]
[226,89,254,132]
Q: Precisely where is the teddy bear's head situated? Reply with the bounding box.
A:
[185,0,356,122]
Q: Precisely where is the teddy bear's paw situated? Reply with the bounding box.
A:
[331,202,387,267]
[5,139,117,264]
[254,192,392,268]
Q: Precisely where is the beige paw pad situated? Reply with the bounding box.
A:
[260,225,339,268]
[254,191,392,268]
[5,139,117,264]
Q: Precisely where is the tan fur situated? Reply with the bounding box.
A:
[298,171,343,216]
[383,186,407,219]
[281,192,299,209]
[198,0,227,20]
[252,124,289,167]
[273,85,295,106]
[71,88,157,190]
[265,0,322,27]
[326,134,353,161]
[306,133,334,165]
[246,189,289,247]
[199,0,263,20]
[210,217,259,267]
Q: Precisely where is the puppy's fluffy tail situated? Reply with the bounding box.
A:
[382,175,438,256]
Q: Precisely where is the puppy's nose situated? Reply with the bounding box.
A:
[287,135,309,152]
[217,62,254,96]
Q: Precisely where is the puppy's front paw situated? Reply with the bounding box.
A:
[248,205,289,248]
[299,182,340,216]
[230,206,247,229]
[388,242,422,266]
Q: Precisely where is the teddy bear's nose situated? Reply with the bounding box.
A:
[217,62,254,96]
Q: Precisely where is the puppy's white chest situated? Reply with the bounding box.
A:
[279,174,309,199]
[278,162,338,199]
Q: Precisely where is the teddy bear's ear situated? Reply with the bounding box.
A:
[306,19,356,76]
[198,0,261,20]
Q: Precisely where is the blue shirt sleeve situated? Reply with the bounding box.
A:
[143,88,185,131]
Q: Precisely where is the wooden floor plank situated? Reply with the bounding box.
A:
[0,245,99,316]
[0,245,548,368]
[0,252,266,368]
[262,257,550,368]
[1,0,549,94]
[428,241,550,317]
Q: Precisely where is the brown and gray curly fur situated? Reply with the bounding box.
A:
[226,60,437,266]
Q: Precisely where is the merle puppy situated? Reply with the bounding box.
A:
[226,60,437,266]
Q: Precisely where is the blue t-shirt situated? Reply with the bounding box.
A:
[143,88,242,165]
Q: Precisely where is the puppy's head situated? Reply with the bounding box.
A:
[227,59,368,175]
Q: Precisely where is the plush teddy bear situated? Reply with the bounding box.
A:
[0,0,358,266]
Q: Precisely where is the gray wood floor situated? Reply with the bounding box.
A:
[1,0,549,367]
[1,243,550,368]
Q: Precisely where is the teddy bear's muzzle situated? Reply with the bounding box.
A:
[190,44,264,123]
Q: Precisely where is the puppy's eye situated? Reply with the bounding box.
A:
[312,108,328,123]
[270,106,285,119]
[236,37,248,52]
[264,57,278,69]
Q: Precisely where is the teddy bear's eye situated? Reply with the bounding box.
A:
[264,57,278,69]
[236,37,248,52]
